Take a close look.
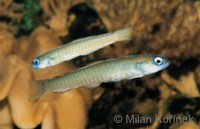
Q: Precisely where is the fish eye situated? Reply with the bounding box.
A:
[32,58,40,66]
[154,57,163,65]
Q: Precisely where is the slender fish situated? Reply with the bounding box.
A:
[31,55,170,99]
[32,28,132,69]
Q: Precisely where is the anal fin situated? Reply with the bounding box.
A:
[52,88,71,93]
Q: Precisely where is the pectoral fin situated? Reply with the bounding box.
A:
[86,83,101,89]
[111,73,122,82]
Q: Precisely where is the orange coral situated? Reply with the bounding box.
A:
[40,0,84,37]
[89,0,200,59]
[161,71,200,97]
[0,27,92,129]
[0,0,23,33]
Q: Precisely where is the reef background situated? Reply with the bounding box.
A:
[0,0,200,129]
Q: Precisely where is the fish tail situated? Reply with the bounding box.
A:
[30,80,46,100]
[115,27,132,41]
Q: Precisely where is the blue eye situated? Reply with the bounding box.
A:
[32,58,40,68]
[154,57,163,65]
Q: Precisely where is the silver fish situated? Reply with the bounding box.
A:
[32,28,132,69]
[31,55,170,99]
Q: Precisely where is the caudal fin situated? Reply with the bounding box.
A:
[115,27,132,41]
[30,80,46,100]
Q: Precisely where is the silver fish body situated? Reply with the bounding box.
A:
[32,28,132,69]
[31,55,170,99]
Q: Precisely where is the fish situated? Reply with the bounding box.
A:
[30,55,170,99]
[32,28,132,69]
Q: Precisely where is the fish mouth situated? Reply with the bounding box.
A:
[165,59,171,66]
[163,57,171,66]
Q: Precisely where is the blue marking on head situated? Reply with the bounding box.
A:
[32,58,40,69]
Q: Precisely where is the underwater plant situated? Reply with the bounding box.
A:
[16,0,41,36]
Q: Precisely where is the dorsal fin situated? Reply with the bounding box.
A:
[77,60,104,70]
[71,35,97,44]
[71,32,112,44]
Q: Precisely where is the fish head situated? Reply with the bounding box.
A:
[136,55,170,75]
[32,56,55,69]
